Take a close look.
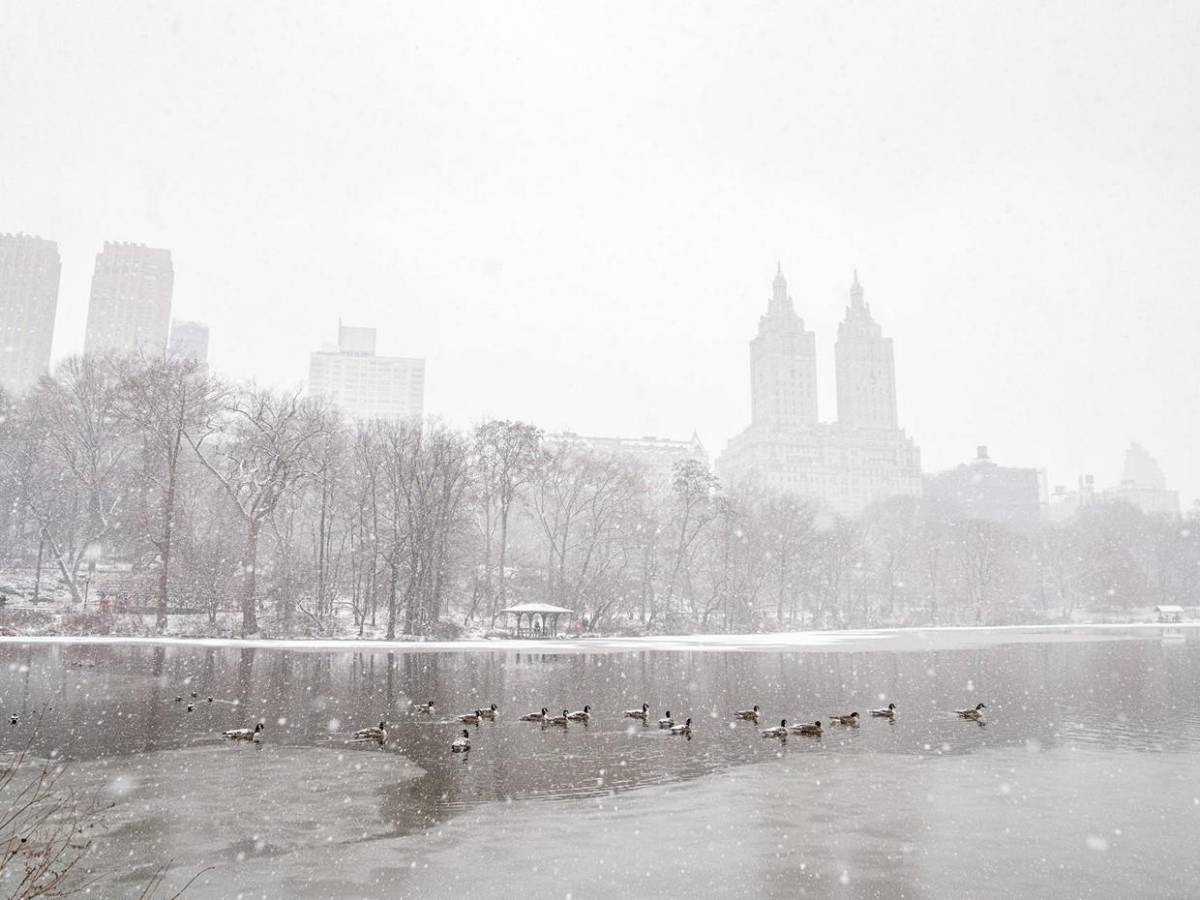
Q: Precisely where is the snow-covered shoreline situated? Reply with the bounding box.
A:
[0,621,1194,655]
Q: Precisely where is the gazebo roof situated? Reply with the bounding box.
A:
[499,603,574,615]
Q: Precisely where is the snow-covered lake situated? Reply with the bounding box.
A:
[1,626,1198,898]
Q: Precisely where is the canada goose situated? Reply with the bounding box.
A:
[174,696,182,703]
[520,707,549,722]
[353,721,388,743]
[829,712,859,726]
[458,709,483,725]
[669,718,693,736]
[870,703,897,718]
[736,705,760,721]
[956,703,987,720]
[761,719,788,738]
[223,722,264,742]
[566,705,591,722]
[791,720,822,736]
[186,703,195,713]
[623,703,650,721]
[657,711,674,729]
[479,703,499,719]
[207,697,214,704]
[547,709,570,726]
[8,715,17,726]
[191,691,198,699]
[451,729,470,752]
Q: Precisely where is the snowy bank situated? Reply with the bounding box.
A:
[0,621,1195,656]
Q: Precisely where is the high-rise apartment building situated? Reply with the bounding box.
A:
[835,272,898,430]
[718,267,922,516]
[168,320,210,366]
[0,234,61,394]
[308,324,425,422]
[83,242,174,358]
[751,264,819,427]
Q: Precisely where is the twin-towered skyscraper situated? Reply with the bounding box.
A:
[718,266,922,516]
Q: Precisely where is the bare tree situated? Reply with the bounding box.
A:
[472,420,541,625]
[186,388,329,634]
[9,357,131,602]
[119,357,219,629]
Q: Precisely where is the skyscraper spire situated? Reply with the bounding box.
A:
[850,269,864,307]
[771,262,788,307]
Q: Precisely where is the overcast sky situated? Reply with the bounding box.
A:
[3,1,1198,506]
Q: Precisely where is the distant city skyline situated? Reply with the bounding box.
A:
[0,231,1189,509]
[3,3,1196,506]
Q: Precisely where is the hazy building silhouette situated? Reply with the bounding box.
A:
[545,431,708,486]
[167,320,209,366]
[718,267,921,515]
[308,323,425,422]
[1112,443,1179,516]
[835,271,897,430]
[83,242,174,358]
[1047,444,1179,521]
[751,263,818,427]
[1046,474,1098,522]
[0,233,61,394]
[926,445,1044,533]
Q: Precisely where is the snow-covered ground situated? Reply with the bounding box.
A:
[1,620,1195,655]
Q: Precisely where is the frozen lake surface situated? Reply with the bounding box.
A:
[1,626,1198,898]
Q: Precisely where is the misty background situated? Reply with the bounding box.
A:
[3,1,1197,504]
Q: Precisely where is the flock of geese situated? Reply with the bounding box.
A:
[10,694,990,751]
[210,698,990,753]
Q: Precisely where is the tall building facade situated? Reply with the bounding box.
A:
[167,320,210,366]
[835,272,897,430]
[83,242,174,358]
[308,323,425,422]
[751,264,818,427]
[718,267,921,516]
[0,234,61,394]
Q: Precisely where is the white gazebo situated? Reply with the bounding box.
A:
[499,603,574,638]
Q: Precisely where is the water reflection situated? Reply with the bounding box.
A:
[2,634,1199,856]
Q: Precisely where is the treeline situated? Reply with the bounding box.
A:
[0,356,1196,637]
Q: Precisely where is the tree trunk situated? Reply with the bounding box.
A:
[386,553,398,640]
[495,503,510,625]
[242,521,259,634]
[157,462,177,632]
[32,532,44,604]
